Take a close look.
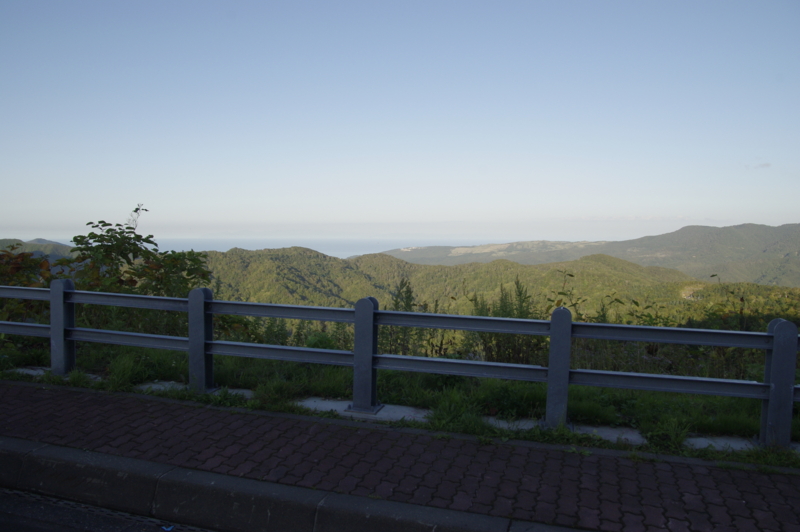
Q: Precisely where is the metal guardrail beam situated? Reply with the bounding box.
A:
[68,292,188,312]
[208,341,354,366]
[569,369,770,399]
[66,328,189,351]
[0,321,50,338]
[0,286,49,301]
[376,310,552,335]
[210,301,354,322]
[572,322,772,349]
[373,353,548,382]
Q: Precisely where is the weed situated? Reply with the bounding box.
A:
[642,417,690,453]
[731,447,800,470]
[67,370,94,389]
[384,418,428,430]
[207,388,252,408]
[566,446,592,456]
[39,371,65,385]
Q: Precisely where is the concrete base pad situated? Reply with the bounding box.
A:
[483,417,539,431]
[299,397,430,422]
[10,367,102,381]
[10,367,50,377]
[684,436,757,451]
[134,381,187,392]
[220,387,254,399]
[574,425,648,446]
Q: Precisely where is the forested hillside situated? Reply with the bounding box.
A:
[381,223,800,287]
[206,247,800,330]
[206,248,694,310]
[206,247,390,308]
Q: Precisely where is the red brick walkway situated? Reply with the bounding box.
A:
[2,381,799,531]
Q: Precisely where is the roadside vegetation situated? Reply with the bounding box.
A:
[2,206,800,468]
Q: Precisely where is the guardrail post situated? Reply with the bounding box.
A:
[347,297,383,414]
[50,279,75,376]
[545,307,572,429]
[188,287,214,393]
[760,318,798,447]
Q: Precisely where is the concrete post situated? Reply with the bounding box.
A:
[760,318,798,447]
[347,297,383,414]
[188,287,214,393]
[545,307,572,429]
[50,279,76,376]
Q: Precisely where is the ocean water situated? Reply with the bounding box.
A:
[157,237,490,259]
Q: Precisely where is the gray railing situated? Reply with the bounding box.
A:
[1,279,799,447]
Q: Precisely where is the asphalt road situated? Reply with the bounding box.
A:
[0,488,217,532]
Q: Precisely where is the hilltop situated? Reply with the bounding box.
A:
[0,238,73,260]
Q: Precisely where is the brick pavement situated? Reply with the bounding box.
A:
[1,381,799,532]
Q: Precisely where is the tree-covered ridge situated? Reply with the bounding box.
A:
[206,248,695,311]
[381,223,800,287]
[205,247,391,307]
[205,246,800,331]
[0,239,73,261]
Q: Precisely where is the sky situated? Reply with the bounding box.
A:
[1,1,798,253]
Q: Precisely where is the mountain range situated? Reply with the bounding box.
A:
[205,248,700,313]
[379,223,800,287]
[3,224,799,303]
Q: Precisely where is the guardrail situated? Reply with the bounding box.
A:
[1,279,798,447]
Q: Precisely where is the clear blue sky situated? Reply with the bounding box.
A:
[2,1,798,248]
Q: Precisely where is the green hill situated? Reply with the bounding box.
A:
[206,247,702,315]
[206,247,392,307]
[380,223,800,287]
[207,247,800,329]
[0,238,73,260]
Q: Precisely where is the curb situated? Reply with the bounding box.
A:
[0,436,581,532]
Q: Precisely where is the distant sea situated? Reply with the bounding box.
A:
[157,238,490,259]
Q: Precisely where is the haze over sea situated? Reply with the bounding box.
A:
[157,238,489,259]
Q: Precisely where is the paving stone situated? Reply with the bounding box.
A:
[1,381,799,532]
